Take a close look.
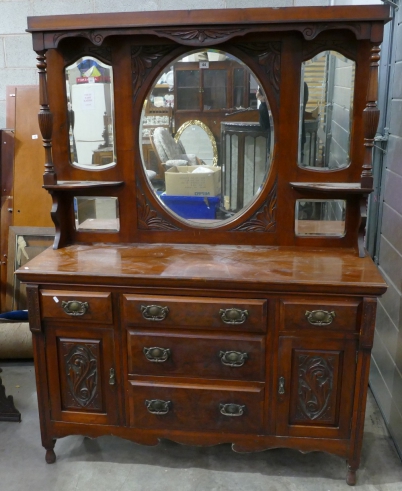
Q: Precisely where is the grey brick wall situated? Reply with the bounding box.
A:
[370,2,402,458]
[0,0,330,128]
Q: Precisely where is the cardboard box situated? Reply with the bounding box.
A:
[165,166,221,197]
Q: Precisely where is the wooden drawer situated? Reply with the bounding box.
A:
[123,295,267,333]
[128,379,264,433]
[40,290,113,324]
[280,297,360,332]
[127,330,265,381]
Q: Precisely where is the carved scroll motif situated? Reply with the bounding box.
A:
[160,28,244,45]
[137,192,181,231]
[361,45,381,189]
[296,355,334,421]
[53,30,105,47]
[36,51,56,186]
[233,178,277,233]
[301,22,363,41]
[131,46,174,102]
[237,43,281,97]
[63,343,100,409]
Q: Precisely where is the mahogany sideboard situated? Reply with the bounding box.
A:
[18,5,389,485]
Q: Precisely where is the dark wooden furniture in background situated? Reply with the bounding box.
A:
[0,86,53,312]
[0,368,21,422]
[17,5,389,485]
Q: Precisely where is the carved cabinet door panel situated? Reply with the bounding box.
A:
[45,326,119,425]
[276,336,357,439]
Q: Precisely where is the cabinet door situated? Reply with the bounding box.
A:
[276,336,357,439]
[46,325,119,425]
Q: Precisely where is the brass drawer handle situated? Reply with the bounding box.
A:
[143,347,171,363]
[305,310,336,326]
[219,308,249,325]
[145,399,171,415]
[219,403,245,417]
[61,300,89,316]
[141,304,169,321]
[219,350,248,367]
[278,376,285,395]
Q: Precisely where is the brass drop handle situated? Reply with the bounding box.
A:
[219,403,245,417]
[141,304,169,321]
[109,368,116,386]
[219,350,248,367]
[219,308,249,325]
[61,300,89,316]
[278,376,285,395]
[145,399,171,415]
[305,310,336,326]
[143,347,171,363]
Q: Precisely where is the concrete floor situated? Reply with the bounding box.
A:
[1,362,401,491]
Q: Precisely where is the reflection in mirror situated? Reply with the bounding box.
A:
[66,56,116,170]
[175,120,218,166]
[140,49,273,227]
[295,199,346,236]
[298,51,355,170]
[74,197,120,232]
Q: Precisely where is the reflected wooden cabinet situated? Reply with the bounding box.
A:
[18,5,390,486]
[174,60,257,142]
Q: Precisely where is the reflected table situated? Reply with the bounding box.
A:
[221,122,270,212]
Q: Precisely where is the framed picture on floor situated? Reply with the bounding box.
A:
[6,226,54,312]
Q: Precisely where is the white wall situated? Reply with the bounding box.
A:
[0,0,331,128]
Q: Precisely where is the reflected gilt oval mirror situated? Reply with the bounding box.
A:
[140,49,274,227]
[66,56,116,170]
[298,51,355,170]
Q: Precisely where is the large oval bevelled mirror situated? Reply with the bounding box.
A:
[140,49,273,227]
[66,56,116,170]
[298,51,355,170]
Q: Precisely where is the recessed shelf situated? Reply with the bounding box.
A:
[290,182,373,194]
[43,180,124,190]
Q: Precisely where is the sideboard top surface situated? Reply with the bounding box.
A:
[16,244,387,295]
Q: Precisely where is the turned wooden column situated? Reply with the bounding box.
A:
[36,51,57,186]
[361,44,381,189]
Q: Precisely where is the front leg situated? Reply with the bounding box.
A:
[44,439,57,464]
[346,463,357,486]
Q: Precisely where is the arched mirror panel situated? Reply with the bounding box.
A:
[140,48,274,227]
[66,56,116,170]
[298,51,355,171]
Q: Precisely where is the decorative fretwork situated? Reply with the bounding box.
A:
[161,28,244,45]
[137,192,181,231]
[302,40,357,61]
[36,51,56,186]
[131,45,174,102]
[63,343,100,409]
[296,354,334,421]
[237,43,281,97]
[63,46,112,64]
[233,178,277,233]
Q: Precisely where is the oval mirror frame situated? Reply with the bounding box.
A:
[174,120,218,167]
[65,55,116,170]
[140,48,274,228]
[298,50,355,171]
